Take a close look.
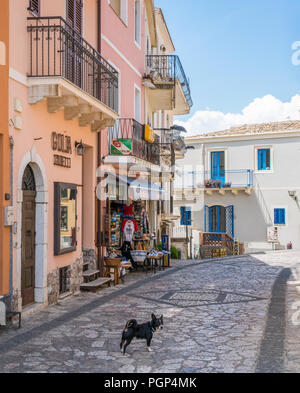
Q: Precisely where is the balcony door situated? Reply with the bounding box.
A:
[211,151,225,185]
[66,0,83,88]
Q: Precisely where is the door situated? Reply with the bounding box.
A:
[205,205,234,237]
[211,151,225,185]
[21,190,36,306]
[209,205,226,233]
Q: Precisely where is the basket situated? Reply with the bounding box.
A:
[131,250,148,263]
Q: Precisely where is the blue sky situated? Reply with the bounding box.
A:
[155,0,300,133]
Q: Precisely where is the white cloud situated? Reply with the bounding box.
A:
[175,95,300,136]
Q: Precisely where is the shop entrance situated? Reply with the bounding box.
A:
[21,165,36,306]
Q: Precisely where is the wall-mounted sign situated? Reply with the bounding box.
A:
[51,132,72,154]
[52,132,72,168]
[54,155,71,168]
[111,139,132,156]
[267,227,278,243]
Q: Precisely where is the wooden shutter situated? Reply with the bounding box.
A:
[67,0,82,35]
[29,0,40,16]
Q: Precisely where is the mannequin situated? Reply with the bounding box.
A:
[120,202,138,269]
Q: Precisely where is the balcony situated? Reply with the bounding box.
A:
[27,17,119,131]
[144,55,193,115]
[105,119,160,168]
[202,170,254,195]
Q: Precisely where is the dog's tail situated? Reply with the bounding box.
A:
[124,319,137,332]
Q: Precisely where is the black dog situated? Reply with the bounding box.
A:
[120,314,164,355]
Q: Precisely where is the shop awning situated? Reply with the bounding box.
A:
[106,173,165,201]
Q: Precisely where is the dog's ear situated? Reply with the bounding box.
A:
[151,314,156,320]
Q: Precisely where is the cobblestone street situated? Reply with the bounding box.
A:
[0,251,300,373]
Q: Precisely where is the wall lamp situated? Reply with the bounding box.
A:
[75,140,85,156]
[288,191,298,201]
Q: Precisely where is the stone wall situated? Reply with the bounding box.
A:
[83,248,96,270]
[47,254,84,305]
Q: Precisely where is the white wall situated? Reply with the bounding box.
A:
[174,135,300,251]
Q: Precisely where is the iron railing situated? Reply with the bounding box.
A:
[203,170,254,188]
[146,55,193,108]
[108,119,160,166]
[27,17,119,113]
[175,169,254,189]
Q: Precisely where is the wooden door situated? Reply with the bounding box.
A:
[21,190,36,306]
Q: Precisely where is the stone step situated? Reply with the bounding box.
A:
[83,269,100,278]
[80,278,111,292]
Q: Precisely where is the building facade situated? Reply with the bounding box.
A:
[0,0,10,300]
[173,121,300,257]
[2,0,192,314]
[8,0,119,312]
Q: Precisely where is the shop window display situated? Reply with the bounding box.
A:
[54,183,77,255]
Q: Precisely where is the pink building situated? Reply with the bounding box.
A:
[3,0,192,315]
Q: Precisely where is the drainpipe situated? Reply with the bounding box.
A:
[96,0,104,276]
[9,136,14,312]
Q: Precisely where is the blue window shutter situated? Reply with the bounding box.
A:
[180,207,186,225]
[258,149,271,171]
[274,208,285,225]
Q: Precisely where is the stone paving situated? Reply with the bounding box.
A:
[0,252,300,373]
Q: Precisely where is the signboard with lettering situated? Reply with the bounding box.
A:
[111,139,132,156]
[51,132,72,168]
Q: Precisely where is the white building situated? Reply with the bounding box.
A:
[173,121,300,256]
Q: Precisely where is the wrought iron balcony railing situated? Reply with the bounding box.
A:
[27,17,119,113]
[146,55,193,108]
[108,119,160,166]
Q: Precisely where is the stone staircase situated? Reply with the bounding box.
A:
[80,249,111,292]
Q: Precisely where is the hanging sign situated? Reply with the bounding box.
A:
[144,125,155,144]
[111,139,132,156]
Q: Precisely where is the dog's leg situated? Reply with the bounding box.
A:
[147,338,153,352]
[120,338,125,353]
[123,338,133,355]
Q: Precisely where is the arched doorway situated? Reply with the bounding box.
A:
[21,165,36,306]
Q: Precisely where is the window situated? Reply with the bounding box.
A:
[28,0,40,16]
[134,0,141,46]
[59,266,71,295]
[54,183,77,255]
[180,207,192,226]
[0,41,5,66]
[274,208,286,225]
[134,86,141,122]
[109,0,128,24]
[257,148,271,171]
